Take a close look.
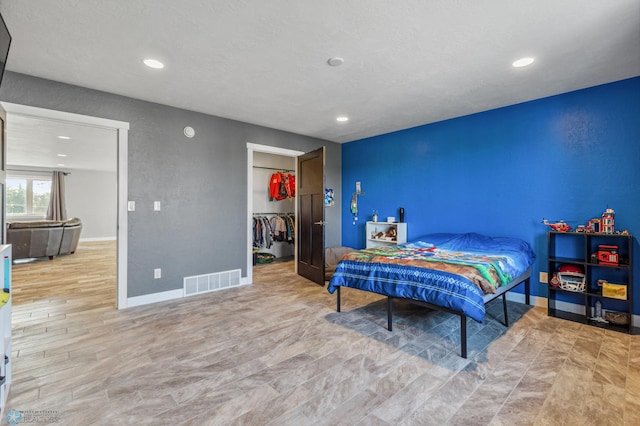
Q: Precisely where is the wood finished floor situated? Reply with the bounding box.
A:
[6,243,640,425]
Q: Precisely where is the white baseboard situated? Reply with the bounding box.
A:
[80,236,117,242]
[127,289,184,308]
[506,292,639,328]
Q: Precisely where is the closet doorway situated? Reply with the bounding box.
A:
[246,143,303,284]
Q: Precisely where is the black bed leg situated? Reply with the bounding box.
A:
[525,277,530,305]
[460,316,467,359]
[502,294,509,327]
[337,287,341,312]
[387,297,393,331]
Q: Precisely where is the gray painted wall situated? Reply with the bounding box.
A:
[0,72,342,298]
[65,169,117,240]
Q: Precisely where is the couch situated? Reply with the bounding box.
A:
[6,217,82,261]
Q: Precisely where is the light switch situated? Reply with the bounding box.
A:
[154,201,161,211]
[127,201,135,211]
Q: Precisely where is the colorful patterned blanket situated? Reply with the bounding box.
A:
[327,233,535,322]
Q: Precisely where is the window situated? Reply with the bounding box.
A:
[6,173,52,218]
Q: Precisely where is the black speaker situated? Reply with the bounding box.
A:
[399,207,405,222]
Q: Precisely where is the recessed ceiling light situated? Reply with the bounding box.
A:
[327,57,344,67]
[143,58,164,69]
[57,135,70,140]
[512,57,535,68]
[57,164,65,167]
[336,116,349,122]
[57,154,67,157]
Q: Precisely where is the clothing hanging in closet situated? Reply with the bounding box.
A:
[252,213,295,249]
[269,172,295,201]
[270,214,295,242]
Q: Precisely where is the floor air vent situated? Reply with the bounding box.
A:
[183,269,242,297]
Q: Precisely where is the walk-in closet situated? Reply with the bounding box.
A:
[252,151,296,266]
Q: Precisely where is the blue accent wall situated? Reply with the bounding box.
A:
[341,77,640,311]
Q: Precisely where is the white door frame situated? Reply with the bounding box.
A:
[246,142,303,284]
[1,102,130,309]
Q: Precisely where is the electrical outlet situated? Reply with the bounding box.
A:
[127,201,135,211]
[154,201,161,211]
[154,268,161,279]
[539,272,548,283]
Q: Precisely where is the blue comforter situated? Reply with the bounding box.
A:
[327,233,535,322]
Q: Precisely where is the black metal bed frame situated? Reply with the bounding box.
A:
[335,268,532,358]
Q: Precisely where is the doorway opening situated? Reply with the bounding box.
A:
[246,143,303,284]
[1,102,129,308]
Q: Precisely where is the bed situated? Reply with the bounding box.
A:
[327,232,535,358]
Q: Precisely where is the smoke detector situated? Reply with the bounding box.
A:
[183,126,195,138]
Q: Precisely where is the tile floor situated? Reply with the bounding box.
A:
[5,258,640,425]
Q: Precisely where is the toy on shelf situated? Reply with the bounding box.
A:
[542,219,572,232]
[541,208,626,236]
[587,218,600,233]
[597,245,619,265]
[385,227,397,240]
[582,208,624,234]
[601,208,615,233]
[590,299,608,323]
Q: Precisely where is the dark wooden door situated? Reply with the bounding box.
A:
[297,147,325,285]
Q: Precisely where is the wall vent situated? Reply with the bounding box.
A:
[183,269,242,297]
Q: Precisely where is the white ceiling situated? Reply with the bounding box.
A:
[0,0,639,154]
[5,114,117,172]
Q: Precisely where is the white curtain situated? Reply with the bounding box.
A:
[46,171,67,221]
